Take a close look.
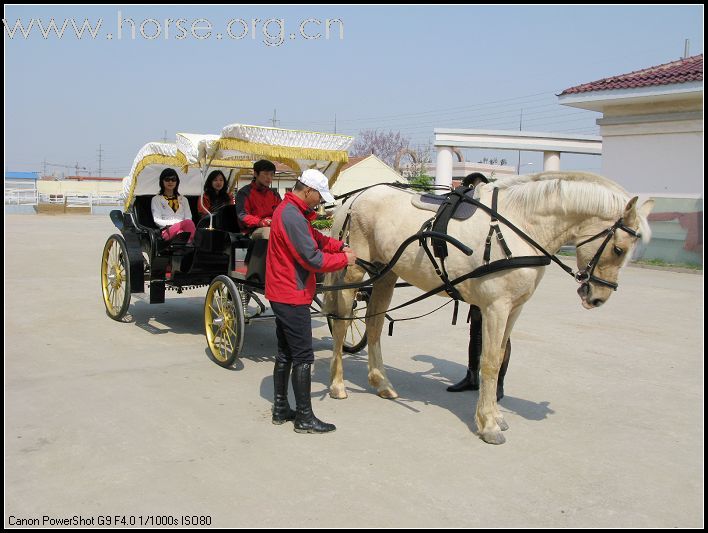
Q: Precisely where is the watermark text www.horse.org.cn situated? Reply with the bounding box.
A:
[3,12,344,46]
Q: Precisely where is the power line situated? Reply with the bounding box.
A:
[270,109,280,127]
[97,144,104,177]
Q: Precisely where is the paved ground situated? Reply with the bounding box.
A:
[5,214,703,528]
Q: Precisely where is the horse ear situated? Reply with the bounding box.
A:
[623,196,639,226]
[638,199,655,219]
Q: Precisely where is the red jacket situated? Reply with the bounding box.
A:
[235,182,281,232]
[266,193,348,305]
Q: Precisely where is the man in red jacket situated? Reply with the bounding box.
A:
[235,159,282,235]
[266,169,356,434]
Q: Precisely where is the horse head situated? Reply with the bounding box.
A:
[574,195,654,309]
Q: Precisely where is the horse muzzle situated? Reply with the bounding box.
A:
[577,282,605,309]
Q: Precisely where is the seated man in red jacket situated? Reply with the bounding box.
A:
[235,159,282,237]
[266,169,356,434]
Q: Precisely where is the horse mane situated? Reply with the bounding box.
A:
[492,171,652,242]
[494,171,630,217]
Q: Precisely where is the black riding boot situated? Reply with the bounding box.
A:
[447,308,482,392]
[291,363,336,434]
[272,361,296,425]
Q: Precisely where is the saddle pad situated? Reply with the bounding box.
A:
[411,190,480,220]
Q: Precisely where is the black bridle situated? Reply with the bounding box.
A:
[573,218,642,291]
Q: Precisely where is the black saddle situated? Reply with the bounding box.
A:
[416,188,479,220]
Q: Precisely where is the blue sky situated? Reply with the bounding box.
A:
[4,5,704,176]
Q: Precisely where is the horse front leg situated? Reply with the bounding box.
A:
[475,304,513,445]
[325,267,364,399]
[366,271,399,399]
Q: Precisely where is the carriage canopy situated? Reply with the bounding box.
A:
[123,125,354,210]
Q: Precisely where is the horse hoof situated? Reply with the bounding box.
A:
[377,388,398,399]
[495,417,509,431]
[480,431,506,445]
[329,386,348,400]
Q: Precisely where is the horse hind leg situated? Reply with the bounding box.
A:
[324,268,364,400]
[365,270,399,399]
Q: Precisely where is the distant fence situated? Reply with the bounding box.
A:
[4,187,38,206]
[5,189,122,214]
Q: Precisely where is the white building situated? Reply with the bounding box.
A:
[558,54,703,195]
[330,154,402,197]
[559,54,703,265]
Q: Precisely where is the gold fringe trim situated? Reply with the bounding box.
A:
[175,150,190,174]
[124,154,182,210]
[217,138,349,164]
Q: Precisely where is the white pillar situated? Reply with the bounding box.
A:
[543,151,561,171]
[435,146,453,192]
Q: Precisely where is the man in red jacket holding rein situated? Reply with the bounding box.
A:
[266,169,356,434]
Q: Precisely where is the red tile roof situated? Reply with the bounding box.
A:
[560,54,703,95]
[339,156,368,171]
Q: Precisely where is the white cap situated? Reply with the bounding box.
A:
[299,169,335,204]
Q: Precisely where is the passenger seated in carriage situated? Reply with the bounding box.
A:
[446,172,512,400]
[150,168,196,243]
[234,159,282,240]
[198,169,234,217]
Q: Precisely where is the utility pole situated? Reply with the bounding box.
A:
[334,113,337,134]
[162,130,168,142]
[97,144,103,177]
[270,109,280,127]
[516,108,523,174]
[43,158,47,176]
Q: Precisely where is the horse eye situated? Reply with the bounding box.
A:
[613,246,624,256]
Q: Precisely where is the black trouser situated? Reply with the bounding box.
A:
[469,305,511,376]
[271,302,315,365]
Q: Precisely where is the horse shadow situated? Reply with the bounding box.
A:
[257,331,555,433]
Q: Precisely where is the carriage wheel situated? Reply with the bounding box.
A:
[101,234,131,321]
[327,292,368,354]
[204,275,245,368]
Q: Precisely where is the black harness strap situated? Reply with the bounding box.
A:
[483,188,513,264]
[429,186,472,259]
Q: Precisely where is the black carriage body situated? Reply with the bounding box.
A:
[111,197,254,302]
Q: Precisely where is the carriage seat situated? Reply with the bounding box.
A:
[132,195,195,254]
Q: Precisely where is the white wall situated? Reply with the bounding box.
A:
[601,127,703,194]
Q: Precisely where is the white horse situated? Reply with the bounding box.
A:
[324,171,654,445]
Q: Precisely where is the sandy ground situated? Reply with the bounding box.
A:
[4,214,703,528]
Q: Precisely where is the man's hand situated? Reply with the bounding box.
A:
[344,249,357,266]
[258,218,272,227]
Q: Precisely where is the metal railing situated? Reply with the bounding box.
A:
[4,188,39,205]
[6,190,122,213]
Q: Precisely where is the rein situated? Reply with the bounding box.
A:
[321,182,640,330]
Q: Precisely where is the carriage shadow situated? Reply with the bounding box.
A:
[125,297,205,336]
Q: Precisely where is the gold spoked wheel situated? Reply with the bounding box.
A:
[327,292,368,354]
[204,275,245,368]
[101,234,131,321]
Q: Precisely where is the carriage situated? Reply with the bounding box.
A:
[100,124,368,367]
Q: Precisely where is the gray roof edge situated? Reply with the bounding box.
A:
[433,128,602,142]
